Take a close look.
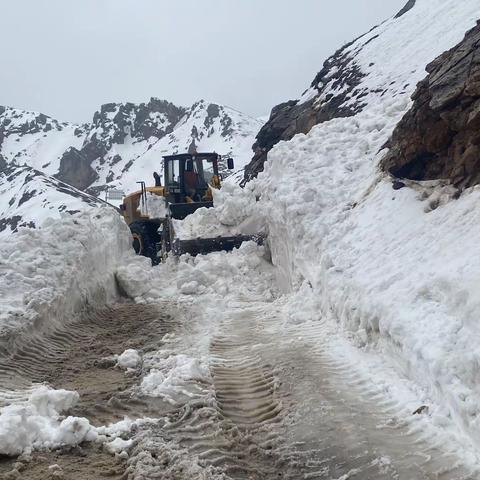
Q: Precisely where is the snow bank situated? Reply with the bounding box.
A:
[249,0,480,451]
[0,207,132,336]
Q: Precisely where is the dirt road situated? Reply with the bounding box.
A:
[0,300,477,479]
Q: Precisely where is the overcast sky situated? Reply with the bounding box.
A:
[1,0,407,123]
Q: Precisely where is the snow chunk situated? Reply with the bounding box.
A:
[173,183,264,240]
[117,349,142,369]
[0,386,97,456]
[141,354,211,405]
[105,437,133,454]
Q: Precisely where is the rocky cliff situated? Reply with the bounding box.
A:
[381,20,480,189]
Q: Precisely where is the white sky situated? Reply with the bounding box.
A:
[0,0,407,123]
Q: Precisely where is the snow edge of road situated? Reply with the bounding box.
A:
[0,208,133,340]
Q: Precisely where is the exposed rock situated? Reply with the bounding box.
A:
[55,148,98,191]
[381,21,480,189]
[244,37,367,182]
[0,154,7,174]
[0,215,35,233]
[395,0,416,19]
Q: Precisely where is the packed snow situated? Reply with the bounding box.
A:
[0,208,132,336]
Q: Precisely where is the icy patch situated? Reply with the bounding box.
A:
[117,349,142,369]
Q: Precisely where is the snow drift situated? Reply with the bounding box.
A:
[0,207,131,337]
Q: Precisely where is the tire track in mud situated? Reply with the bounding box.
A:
[125,306,287,480]
[269,320,480,479]
[0,303,177,480]
[210,336,281,425]
[161,310,289,480]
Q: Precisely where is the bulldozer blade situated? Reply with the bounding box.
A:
[172,235,262,257]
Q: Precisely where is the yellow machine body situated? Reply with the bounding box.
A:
[121,186,165,226]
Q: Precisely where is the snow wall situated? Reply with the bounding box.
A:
[0,208,132,340]
[251,0,480,448]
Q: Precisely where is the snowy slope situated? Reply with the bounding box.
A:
[0,162,108,237]
[0,99,262,195]
[88,99,262,194]
[0,106,87,175]
[245,0,480,451]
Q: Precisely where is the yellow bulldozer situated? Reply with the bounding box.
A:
[119,152,255,263]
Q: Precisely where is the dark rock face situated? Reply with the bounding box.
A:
[0,154,7,174]
[395,0,416,18]
[56,148,98,191]
[244,37,367,182]
[54,98,185,190]
[381,21,480,189]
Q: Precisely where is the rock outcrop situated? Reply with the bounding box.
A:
[244,43,366,182]
[381,21,480,189]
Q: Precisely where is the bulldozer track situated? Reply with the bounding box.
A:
[0,303,177,480]
[211,337,281,426]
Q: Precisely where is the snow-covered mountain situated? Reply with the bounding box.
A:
[0,160,109,237]
[0,99,263,235]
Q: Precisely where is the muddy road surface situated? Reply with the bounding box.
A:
[0,300,477,479]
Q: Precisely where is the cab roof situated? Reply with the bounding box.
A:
[162,152,219,161]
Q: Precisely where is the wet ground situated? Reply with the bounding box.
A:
[0,300,478,479]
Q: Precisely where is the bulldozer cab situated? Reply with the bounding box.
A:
[117,150,258,262]
[163,153,222,219]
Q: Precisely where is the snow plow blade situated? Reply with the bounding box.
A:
[172,235,263,257]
